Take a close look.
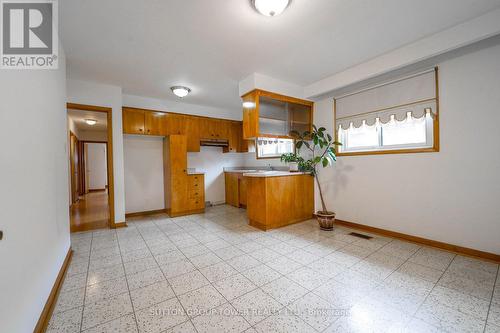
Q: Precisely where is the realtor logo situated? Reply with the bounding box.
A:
[1,0,58,69]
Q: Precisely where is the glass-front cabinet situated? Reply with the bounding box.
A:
[242,89,313,139]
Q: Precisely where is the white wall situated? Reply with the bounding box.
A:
[86,143,108,190]
[67,80,126,223]
[188,147,248,204]
[124,135,165,214]
[314,42,500,254]
[0,45,70,332]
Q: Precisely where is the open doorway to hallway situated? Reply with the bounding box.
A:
[68,107,112,232]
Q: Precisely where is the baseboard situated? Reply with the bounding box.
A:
[335,219,500,263]
[111,221,128,229]
[34,247,73,333]
[125,209,167,218]
[169,208,205,218]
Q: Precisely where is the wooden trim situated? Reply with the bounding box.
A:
[125,209,167,218]
[34,248,73,333]
[335,219,500,263]
[333,66,440,157]
[241,89,314,106]
[88,189,106,193]
[111,222,127,229]
[122,106,242,124]
[67,103,115,229]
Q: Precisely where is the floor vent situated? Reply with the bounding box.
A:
[349,232,373,240]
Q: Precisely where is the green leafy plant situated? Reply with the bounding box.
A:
[280,152,303,163]
[290,125,341,214]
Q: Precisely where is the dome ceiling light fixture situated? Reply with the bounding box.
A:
[85,119,97,126]
[251,0,291,17]
[170,86,191,98]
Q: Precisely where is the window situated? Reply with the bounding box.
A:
[256,137,295,159]
[335,68,439,155]
[338,111,434,153]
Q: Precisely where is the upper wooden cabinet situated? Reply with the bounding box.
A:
[145,111,168,135]
[123,107,248,153]
[123,108,145,134]
[241,89,313,139]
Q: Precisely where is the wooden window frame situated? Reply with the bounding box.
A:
[333,67,440,157]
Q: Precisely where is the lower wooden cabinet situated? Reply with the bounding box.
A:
[224,172,247,208]
[188,174,205,210]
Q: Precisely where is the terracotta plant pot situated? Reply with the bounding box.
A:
[316,211,336,230]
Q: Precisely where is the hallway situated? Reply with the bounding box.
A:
[70,190,109,232]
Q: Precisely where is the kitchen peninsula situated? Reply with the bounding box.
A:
[243,171,314,231]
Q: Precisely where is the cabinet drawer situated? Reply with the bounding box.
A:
[188,175,203,186]
[189,189,203,199]
[189,198,205,210]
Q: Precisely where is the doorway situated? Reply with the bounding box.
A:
[67,103,117,232]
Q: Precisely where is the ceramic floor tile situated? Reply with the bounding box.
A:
[485,323,500,333]
[82,314,138,333]
[235,241,265,254]
[488,302,500,327]
[261,276,308,306]
[409,247,455,271]
[213,246,245,261]
[265,256,303,275]
[135,298,188,333]
[213,273,257,301]
[267,242,299,255]
[127,267,166,291]
[82,292,133,330]
[231,288,283,325]
[253,310,313,333]
[189,252,222,269]
[286,266,330,291]
[53,287,85,314]
[180,244,211,258]
[160,259,197,279]
[199,261,238,283]
[383,271,434,298]
[168,270,210,295]
[226,254,262,272]
[155,250,187,266]
[367,283,426,315]
[396,261,443,283]
[438,271,494,300]
[287,292,339,331]
[204,239,232,251]
[333,269,380,294]
[415,299,486,333]
[165,320,197,333]
[178,285,227,318]
[241,264,282,287]
[46,306,83,333]
[61,272,87,293]
[89,254,123,271]
[85,276,128,304]
[191,303,250,333]
[121,248,153,263]
[124,257,159,276]
[307,257,349,278]
[427,286,490,320]
[130,280,176,311]
[313,279,366,309]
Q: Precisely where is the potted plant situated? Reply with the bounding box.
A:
[291,126,341,231]
[280,153,303,172]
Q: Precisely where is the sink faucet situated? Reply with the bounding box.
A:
[267,163,274,171]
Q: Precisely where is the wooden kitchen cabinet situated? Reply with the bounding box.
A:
[123,108,145,134]
[166,114,187,135]
[224,172,248,208]
[239,177,247,206]
[185,117,200,152]
[145,111,168,135]
[163,135,205,217]
[241,89,314,139]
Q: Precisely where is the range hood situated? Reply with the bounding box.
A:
[200,138,229,147]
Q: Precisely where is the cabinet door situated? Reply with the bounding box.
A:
[216,120,230,140]
[166,114,187,135]
[200,119,217,139]
[224,173,239,207]
[123,108,145,134]
[185,116,200,152]
[224,122,239,153]
[145,111,168,135]
[242,90,259,139]
[168,135,189,214]
[239,177,247,206]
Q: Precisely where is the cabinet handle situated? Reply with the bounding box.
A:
[139,128,143,132]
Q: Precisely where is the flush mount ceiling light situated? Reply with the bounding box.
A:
[170,86,191,98]
[85,119,97,126]
[252,0,291,17]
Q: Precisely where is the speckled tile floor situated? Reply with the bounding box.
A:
[48,205,500,333]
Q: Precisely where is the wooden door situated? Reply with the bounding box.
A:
[69,132,79,204]
[123,108,145,134]
[145,111,168,135]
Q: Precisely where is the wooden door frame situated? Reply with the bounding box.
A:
[67,103,120,229]
[69,131,79,204]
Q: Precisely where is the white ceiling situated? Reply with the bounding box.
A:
[61,0,500,113]
[68,109,108,132]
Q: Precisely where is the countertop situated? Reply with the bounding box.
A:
[187,168,205,175]
[243,171,310,177]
